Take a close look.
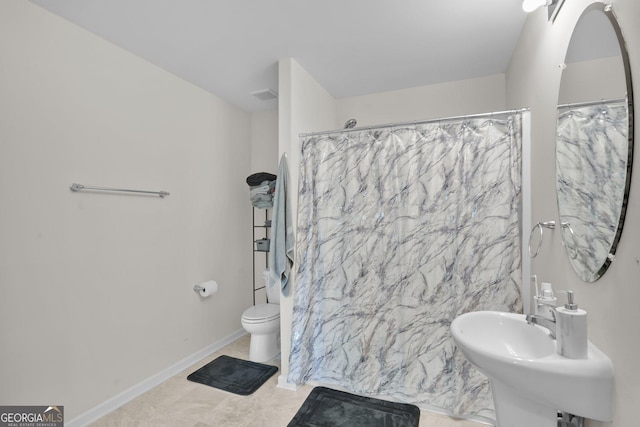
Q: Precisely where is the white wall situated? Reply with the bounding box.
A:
[250,110,279,303]
[559,56,626,104]
[336,74,507,127]
[251,110,279,174]
[0,0,252,420]
[277,58,338,385]
[507,1,640,425]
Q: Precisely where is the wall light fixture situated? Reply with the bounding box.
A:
[522,0,565,21]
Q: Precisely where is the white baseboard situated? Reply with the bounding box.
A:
[276,374,299,391]
[66,329,247,427]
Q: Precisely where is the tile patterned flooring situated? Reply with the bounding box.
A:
[90,335,486,427]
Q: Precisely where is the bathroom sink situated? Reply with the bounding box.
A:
[451,311,613,426]
[452,310,556,360]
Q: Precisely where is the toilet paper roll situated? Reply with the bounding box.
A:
[198,280,218,297]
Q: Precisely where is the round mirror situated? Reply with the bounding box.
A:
[556,3,633,282]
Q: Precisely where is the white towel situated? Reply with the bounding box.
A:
[268,154,294,295]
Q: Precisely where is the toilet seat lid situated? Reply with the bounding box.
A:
[242,303,280,323]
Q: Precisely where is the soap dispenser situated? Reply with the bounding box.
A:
[555,291,588,359]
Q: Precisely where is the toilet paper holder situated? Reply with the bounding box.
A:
[193,280,218,297]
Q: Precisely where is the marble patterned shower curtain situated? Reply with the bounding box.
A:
[556,101,629,281]
[289,115,523,420]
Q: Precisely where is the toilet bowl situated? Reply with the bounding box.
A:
[242,277,281,362]
[241,303,280,362]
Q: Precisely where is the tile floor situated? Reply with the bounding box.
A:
[90,335,486,427]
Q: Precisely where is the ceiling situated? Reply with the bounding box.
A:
[30,0,531,112]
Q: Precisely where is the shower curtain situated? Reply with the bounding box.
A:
[556,101,629,281]
[288,115,523,420]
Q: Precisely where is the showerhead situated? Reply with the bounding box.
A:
[344,119,357,129]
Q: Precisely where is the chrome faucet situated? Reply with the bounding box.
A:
[526,311,557,339]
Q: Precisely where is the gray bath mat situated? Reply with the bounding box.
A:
[187,355,278,395]
[288,386,420,427]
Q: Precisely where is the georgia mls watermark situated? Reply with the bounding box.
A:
[0,406,63,427]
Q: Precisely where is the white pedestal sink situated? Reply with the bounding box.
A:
[450,311,613,427]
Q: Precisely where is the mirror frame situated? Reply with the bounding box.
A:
[556,2,634,281]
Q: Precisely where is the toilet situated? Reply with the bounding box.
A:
[241,282,280,362]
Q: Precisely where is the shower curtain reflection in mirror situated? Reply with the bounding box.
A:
[288,115,524,421]
[556,100,629,282]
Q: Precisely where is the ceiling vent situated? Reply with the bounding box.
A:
[250,89,278,101]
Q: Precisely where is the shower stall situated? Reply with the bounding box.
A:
[287,110,527,422]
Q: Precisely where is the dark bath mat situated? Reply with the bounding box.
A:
[187,355,278,396]
[288,386,420,427]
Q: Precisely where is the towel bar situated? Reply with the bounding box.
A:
[70,183,170,198]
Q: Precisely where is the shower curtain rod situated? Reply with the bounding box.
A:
[558,97,628,110]
[299,107,529,138]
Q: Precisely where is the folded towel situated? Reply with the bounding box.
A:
[249,181,276,195]
[249,180,276,208]
[268,154,294,295]
[252,199,273,209]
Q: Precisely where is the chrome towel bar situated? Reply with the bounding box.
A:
[70,183,170,198]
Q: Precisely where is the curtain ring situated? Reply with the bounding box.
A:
[528,221,556,258]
